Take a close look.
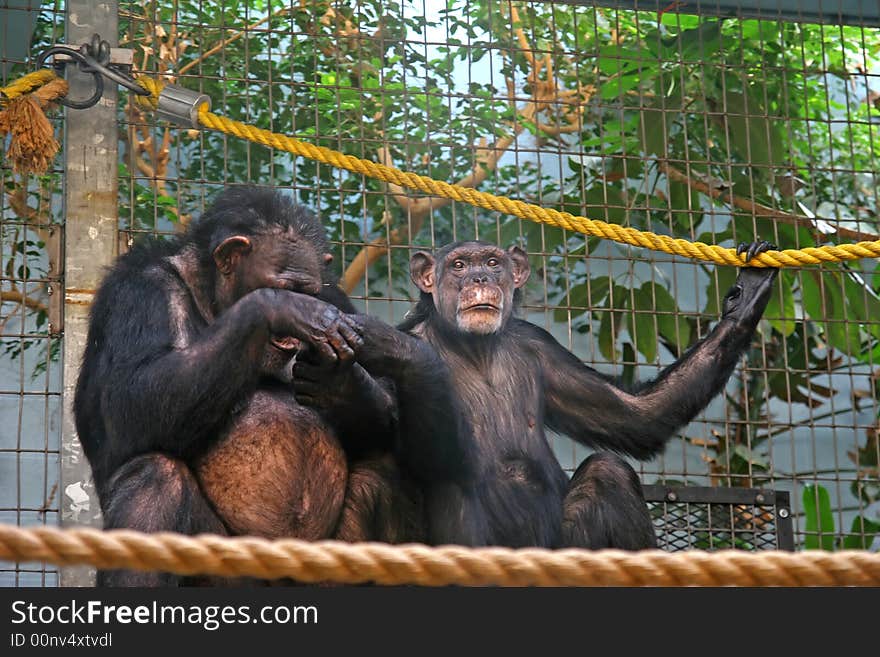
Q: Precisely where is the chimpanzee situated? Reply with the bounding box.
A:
[397,239,778,549]
[74,186,462,585]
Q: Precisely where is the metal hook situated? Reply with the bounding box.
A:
[37,35,149,110]
[36,45,104,109]
[76,36,150,98]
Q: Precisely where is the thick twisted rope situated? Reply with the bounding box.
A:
[133,76,880,269]
[0,69,59,102]
[6,69,880,267]
[1,523,879,586]
[195,106,880,268]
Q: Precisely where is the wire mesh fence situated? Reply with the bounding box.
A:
[2,0,879,586]
[0,0,66,586]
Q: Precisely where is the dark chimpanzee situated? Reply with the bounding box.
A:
[74,186,462,585]
[397,239,778,549]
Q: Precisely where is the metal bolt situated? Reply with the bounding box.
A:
[778,508,790,519]
[666,492,678,502]
[755,494,765,504]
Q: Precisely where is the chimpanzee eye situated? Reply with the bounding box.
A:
[453,260,465,270]
[487,258,499,267]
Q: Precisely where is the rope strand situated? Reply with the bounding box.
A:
[2,523,879,586]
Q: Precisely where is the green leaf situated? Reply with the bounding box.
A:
[731,444,769,471]
[667,179,699,234]
[638,78,684,158]
[763,271,796,336]
[553,283,588,323]
[598,307,619,361]
[672,21,723,61]
[631,285,658,363]
[803,484,836,551]
[598,285,627,361]
[721,87,785,172]
[842,516,880,550]
[599,72,645,100]
[822,273,861,354]
[703,267,738,316]
[652,284,691,350]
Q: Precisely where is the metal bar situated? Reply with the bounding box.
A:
[642,485,778,506]
[59,0,118,588]
[775,491,795,552]
[556,0,880,27]
[48,46,133,66]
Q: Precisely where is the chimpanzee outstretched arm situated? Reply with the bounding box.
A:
[90,277,361,474]
[349,314,473,482]
[535,267,777,459]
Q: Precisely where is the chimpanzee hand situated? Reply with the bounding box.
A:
[291,354,357,411]
[722,241,779,329]
[252,288,363,364]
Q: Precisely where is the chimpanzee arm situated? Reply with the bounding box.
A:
[349,314,472,482]
[92,273,360,470]
[293,359,399,455]
[536,267,777,459]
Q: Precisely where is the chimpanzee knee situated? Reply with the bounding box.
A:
[561,452,657,550]
[98,453,227,587]
[333,455,425,544]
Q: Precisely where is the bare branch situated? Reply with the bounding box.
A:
[1,288,48,314]
[178,6,292,75]
[661,161,880,242]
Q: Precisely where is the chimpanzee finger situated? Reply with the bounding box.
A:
[310,339,339,364]
[736,242,748,258]
[756,240,776,256]
[291,362,326,381]
[747,241,761,262]
[337,319,363,352]
[325,330,356,363]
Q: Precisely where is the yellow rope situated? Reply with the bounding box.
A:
[1,523,879,586]
[7,70,880,268]
[0,69,59,103]
[194,104,880,269]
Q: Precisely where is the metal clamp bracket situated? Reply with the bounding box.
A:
[155,84,211,128]
[37,34,145,109]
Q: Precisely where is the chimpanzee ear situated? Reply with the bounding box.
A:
[410,251,436,294]
[213,236,252,275]
[323,253,334,265]
[508,245,531,289]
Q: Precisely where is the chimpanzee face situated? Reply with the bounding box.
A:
[213,226,331,311]
[411,241,530,335]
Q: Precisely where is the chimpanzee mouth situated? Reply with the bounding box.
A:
[460,303,500,313]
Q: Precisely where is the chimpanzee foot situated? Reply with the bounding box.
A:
[736,240,776,263]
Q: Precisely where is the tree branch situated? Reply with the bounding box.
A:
[1,288,48,314]
[660,161,880,242]
[177,6,292,75]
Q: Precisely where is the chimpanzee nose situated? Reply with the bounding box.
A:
[472,273,489,284]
